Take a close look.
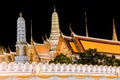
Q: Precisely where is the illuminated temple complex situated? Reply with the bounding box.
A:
[0,7,120,80]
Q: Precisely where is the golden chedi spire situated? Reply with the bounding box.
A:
[49,5,60,51]
[112,18,118,41]
[85,11,89,37]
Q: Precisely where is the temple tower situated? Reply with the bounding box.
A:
[49,6,60,52]
[15,12,28,63]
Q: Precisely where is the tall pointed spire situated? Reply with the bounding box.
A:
[85,11,89,37]
[15,12,28,63]
[112,18,118,41]
[49,5,60,51]
[17,12,26,43]
[30,19,33,45]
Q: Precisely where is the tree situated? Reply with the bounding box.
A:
[49,49,120,66]
[76,48,120,66]
[49,53,73,64]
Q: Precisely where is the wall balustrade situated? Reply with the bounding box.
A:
[0,62,120,76]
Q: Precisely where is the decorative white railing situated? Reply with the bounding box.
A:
[0,62,120,76]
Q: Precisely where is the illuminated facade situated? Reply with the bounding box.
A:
[0,6,120,80]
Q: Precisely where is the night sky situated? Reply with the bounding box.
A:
[0,0,120,51]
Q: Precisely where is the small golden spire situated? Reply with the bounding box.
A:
[112,18,118,41]
[85,11,89,37]
[19,12,22,17]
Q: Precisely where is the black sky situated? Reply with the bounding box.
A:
[0,0,120,51]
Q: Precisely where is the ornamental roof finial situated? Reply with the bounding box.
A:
[19,12,22,17]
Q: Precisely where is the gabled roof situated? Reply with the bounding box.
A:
[75,33,120,54]
[62,32,120,54]
[28,40,50,53]
[61,33,79,53]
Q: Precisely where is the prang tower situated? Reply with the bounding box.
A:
[49,6,60,52]
[15,13,28,63]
